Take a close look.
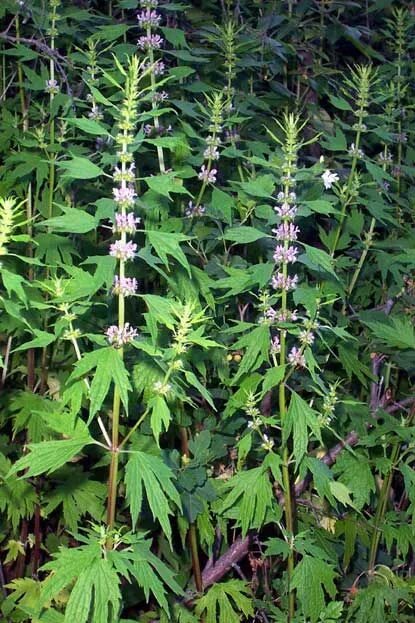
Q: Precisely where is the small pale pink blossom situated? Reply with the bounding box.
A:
[112,276,138,297]
[198,165,217,184]
[137,9,161,28]
[288,346,305,367]
[137,33,163,50]
[273,223,300,242]
[109,240,137,261]
[113,212,140,234]
[271,272,298,291]
[273,245,298,264]
[113,186,137,207]
[106,323,138,347]
[270,335,281,354]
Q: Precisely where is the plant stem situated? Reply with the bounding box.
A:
[147,25,165,173]
[180,426,203,593]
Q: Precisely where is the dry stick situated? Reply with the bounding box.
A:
[199,394,415,589]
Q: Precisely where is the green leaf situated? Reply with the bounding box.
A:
[231,324,270,384]
[262,365,285,394]
[301,244,339,281]
[332,453,375,510]
[238,174,275,198]
[361,315,415,350]
[7,438,92,478]
[13,330,56,352]
[149,395,171,443]
[41,205,97,233]
[284,392,322,467]
[220,464,277,534]
[125,451,181,545]
[184,370,216,410]
[210,188,233,224]
[41,543,121,623]
[328,94,353,111]
[147,230,191,276]
[291,556,337,623]
[69,347,132,422]
[222,226,268,243]
[66,117,110,136]
[195,580,254,623]
[144,174,191,198]
[1,268,28,304]
[56,157,104,179]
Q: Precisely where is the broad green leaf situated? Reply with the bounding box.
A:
[13,330,56,352]
[332,453,375,510]
[66,117,110,136]
[284,392,322,467]
[210,187,233,224]
[56,157,104,179]
[291,556,337,623]
[238,174,275,198]
[301,244,339,281]
[231,324,270,384]
[144,174,191,198]
[220,464,276,534]
[222,226,268,243]
[125,451,181,544]
[69,347,132,422]
[147,230,191,276]
[195,580,254,623]
[149,395,171,443]
[8,438,92,478]
[41,205,97,233]
[361,315,415,350]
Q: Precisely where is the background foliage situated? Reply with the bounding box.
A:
[0,0,414,621]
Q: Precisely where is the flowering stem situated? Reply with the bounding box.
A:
[147,26,165,173]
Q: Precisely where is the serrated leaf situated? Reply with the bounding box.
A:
[66,117,110,136]
[149,395,171,443]
[291,556,337,623]
[238,174,275,198]
[222,226,268,243]
[301,244,339,281]
[220,464,276,534]
[147,230,191,276]
[69,347,132,422]
[56,157,104,179]
[8,438,92,478]
[361,315,415,350]
[125,451,181,545]
[284,392,322,467]
[195,580,254,623]
[41,205,97,233]
[332,453,375,510]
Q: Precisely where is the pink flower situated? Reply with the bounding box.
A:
[271,272,298,291]
[137,34,163,50]
[112,276,138,297]
[270,335,281,354]
[106,323,138,347]
[112,186,136,207]
[137,9,161,28]
[198,165,217,184]
[145,60,165,75]
[273,245,298,264]
[273,223,300,242]
[274,203,298,220]
[288,346,305,367]
[113,212,140,234]
[109,240,137,261]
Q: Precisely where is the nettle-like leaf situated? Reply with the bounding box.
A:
[0,454,37,530]
[291,556,337,623]
[332,452,376,510]
[43,469,106,532]
[125,450,181,544]
[284,392,322,467]
[195,580,254,623]
[361,315,415,351]
[146,230,192,275]
[7,437,93,479]
[220,453,281,534]
[230,324,270,385]
[69,346,132,422]
[41,542,120,623]
[149,394,172,443]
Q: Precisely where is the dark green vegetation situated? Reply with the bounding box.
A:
[0,0,414,621]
